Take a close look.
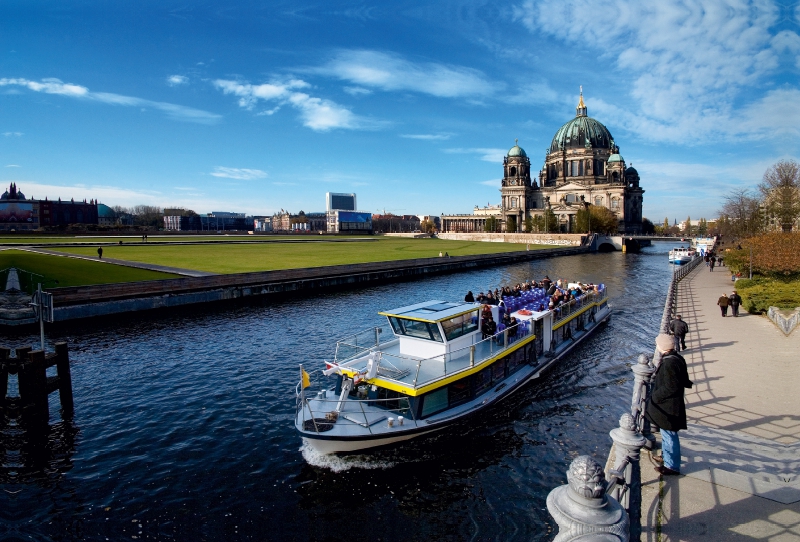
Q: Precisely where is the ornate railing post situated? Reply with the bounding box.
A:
[547,456,629,541]
[631,353,655,449]
[608,414,647,539]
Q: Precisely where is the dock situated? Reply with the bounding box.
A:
[641,262,800,539]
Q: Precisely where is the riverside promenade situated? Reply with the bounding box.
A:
[640,263,800,540]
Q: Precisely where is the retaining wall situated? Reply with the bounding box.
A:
[437,233,586,246]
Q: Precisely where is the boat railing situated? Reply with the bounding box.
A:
[296,390,417,434]
[334,325,395,364]
[552,289,606,327]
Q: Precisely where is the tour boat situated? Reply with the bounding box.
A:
[295,284,611,455]
[669,246,696,265]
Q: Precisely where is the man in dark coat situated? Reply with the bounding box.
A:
[669,314,689,351]
[729,289,742,317]
[646,334,693,475]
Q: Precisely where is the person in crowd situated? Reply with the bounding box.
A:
[646,333,693,476]
[718,256,724,267]
[482,314,496,341]
[669,314,689,351]
[542,276,552,291]
[717,292,729,317]
[485,292,497,306]
[507,316,519,341]
[709,257,715,272]
[476,292,486,303]
[704,254,710,267]
[729,289,742,317]
[547,282,557,296]
[464,291,475,303]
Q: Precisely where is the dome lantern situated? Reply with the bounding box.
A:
[576,86,587,117]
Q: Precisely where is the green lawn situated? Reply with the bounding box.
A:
[54,238,545,274]
[0,250,179,290]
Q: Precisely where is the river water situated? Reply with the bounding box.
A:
[0,242,675,541]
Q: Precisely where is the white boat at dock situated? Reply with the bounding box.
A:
[668,246,697,265]
[295,284,611,455]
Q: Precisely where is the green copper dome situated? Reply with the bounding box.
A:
[507,143,527,158]
[607,153,624,163]
[550,115,614,153]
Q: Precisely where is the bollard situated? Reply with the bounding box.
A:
[23,350,49,427]
[546,456,629,541]
[631,353,655,449]
[55,342,74,416]
[609,413,647,538]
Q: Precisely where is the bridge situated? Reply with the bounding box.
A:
[591,234,685,252]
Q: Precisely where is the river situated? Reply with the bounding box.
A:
[0,241,675,541]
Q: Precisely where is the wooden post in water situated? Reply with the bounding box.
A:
[55,342,74,416]
[28,350,50,425]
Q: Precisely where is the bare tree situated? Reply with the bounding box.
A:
[759,160,800,232]
[719,188,763,239]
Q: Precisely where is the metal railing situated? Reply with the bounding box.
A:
[296,389,417,435]
[552,289,606,327]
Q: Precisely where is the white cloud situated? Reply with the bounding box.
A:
[0,77,221,124]
[2,131,22,137]
[343,86,372,96]
[167,75,189,86]
[479,179,501,187]
[313,50,501,98]
[5,164,21,168]
[444,147,507,163]
[210,167,268,180]
[213,78,375,131]
[400,133,452,141]
[513,1,799,144]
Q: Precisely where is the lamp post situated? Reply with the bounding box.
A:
[749,245,753,280]
[544,196,551,233]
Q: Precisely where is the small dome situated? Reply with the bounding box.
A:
[508,144,527,158]
[625,166,638,175]
[97,204,116,218]
[608,154,624,163]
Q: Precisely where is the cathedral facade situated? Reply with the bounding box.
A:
[501,92,643,234]
[441,92,644,234]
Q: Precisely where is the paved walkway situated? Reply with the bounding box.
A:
[641,263,800,541]
[17,247,217,277]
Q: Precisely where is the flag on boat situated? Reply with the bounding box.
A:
[301,367,311,389]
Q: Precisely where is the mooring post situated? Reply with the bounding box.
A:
[546,455,629,541]
[609,413,647,539]
[25,350,50,426]
[55,342,74,416]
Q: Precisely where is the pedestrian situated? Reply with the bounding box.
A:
[669,314,688,351]
[97,247,103,259]
[439,251,443,257]
[704,254,710,267]
[709,257,715,272]
[718,256,724,267]
[717,292,729,317]
[729,289,742,317]
[646,333,693,476]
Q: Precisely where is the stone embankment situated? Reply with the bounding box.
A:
[437,232,585,246]
[2,246,588,325]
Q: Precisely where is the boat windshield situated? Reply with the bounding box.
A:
[440,310,479,341]
[388,317,444,342]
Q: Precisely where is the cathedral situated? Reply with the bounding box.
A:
[441,91,644,234]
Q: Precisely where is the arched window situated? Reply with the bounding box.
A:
[511,197,518,208]
[612,171,619,183]
[509,166,517,176]
[594,196,603,206]
[611,198,620,210]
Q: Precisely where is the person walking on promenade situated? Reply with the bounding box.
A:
[709,257,716,272]
[717,292,729,317]
[669,314,689,351]
[729,289,742,317]
[647,333,693,476]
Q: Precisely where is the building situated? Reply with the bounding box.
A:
[440,205,502,233]
[328,210,373,233]
[0,183,103,230]
[0,183,37,230]
[253,217,272,232]
[326,192,356,212]
[442,91,644,234]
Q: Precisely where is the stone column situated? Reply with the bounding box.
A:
[609,413,647,537]
[546,456,629,541]
[631,353,655,449]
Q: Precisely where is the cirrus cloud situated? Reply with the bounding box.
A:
[210,167,268,180]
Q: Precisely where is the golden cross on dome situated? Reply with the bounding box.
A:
[515,138,518,145]
[578,86,585,108]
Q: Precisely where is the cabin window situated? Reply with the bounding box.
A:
[492,359,506,381]
[506,345,528,374]
[440,310,479,341]
[473,366,493,396]
[449,380,471,407]
[421,387,449,417]
[388,317,444,342]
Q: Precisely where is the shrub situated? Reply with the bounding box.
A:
[734,276,800,313]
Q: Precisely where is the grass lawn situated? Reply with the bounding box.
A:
[0,250,179,290]
[54,238,546,274]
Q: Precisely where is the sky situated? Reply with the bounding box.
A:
[1,0,799,222]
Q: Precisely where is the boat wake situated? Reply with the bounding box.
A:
[299,442,396,472]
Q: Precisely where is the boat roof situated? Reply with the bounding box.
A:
[379,300,480,323]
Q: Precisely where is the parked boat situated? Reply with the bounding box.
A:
[295,284,611,455]
[669,246,697,265]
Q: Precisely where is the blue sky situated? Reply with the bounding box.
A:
[1,1,798,222]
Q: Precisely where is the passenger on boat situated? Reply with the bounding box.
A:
[542,276,552,290]
[507,316,519,342]
[485,292,498,305]
[464,291,475,302]
[482,314,497,340]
